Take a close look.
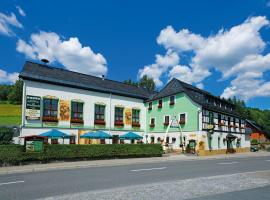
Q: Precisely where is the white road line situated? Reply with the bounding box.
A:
[217,161,239,165]
[265,160,270,162]
[0,180,25,186]
[131,167,167,172]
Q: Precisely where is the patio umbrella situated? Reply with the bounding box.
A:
[119,132,143,140]
[39,129,70,138]
[80,131,112,139]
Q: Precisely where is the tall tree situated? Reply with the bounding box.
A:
[123,78,138,86]
[138,75,156,91]
[7,80,23,104]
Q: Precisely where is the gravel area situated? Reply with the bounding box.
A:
[41,170,270,200]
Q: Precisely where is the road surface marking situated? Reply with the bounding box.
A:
[265,160,270,162]
[131,167,167,172]
[217,161,239,165]
[0,180,25,186]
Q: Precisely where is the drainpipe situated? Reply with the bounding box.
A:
[109,93,112,143]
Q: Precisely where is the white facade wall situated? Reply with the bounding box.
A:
[21,80,146,143]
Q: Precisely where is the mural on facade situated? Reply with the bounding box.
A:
[60,100,70,121]
[125,108,132,125]
[25,95,41,120]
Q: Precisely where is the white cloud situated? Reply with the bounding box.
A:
[16,31,108,77]
[16,6,26,17]
[139,16,270,101]
[0,12,22,36]
[138,51,179,87]
[0,69,19,83]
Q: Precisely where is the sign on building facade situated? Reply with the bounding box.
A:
[25,95,41,120]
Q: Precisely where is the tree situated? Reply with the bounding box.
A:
[7,80,23,104]
[123,78,138,86]
[138,75,156,91]
[0,127,14,144]
[0,85,12,101]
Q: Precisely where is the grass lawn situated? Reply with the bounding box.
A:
[0,104,21,125]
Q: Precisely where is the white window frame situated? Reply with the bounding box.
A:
[164,115,170,124]
[150,117,156,125]
[179,112,188,124]
[169,95,176,105]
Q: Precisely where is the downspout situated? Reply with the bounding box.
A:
[21,79,26,128]
[109,93,112,134]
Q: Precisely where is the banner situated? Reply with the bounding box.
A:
[25,95,41,120]
[124,108,132,125]
[60,100,70,121]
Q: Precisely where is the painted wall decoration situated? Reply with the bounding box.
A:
[125,108,132,125]
[60,100,70,121]
[25,95,41,120]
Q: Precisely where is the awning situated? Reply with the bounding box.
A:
[119,132,143,140]
[39,129,70,138]
[80,131,112,139]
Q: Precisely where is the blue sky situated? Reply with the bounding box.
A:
[0,0,270,109]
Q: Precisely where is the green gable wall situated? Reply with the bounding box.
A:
[146,93,199,133]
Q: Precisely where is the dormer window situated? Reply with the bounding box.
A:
[148,102,152,110]
[169,96,175,105]
[158,99,162,108]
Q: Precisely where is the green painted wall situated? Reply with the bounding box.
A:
[146,93,199,133]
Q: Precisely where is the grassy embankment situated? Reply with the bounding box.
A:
[0,103,21,126]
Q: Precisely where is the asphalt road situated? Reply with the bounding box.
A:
[0,156,270,200]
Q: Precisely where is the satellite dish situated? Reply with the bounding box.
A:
[41,59,49,64]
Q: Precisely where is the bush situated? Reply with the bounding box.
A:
[0,127,14,144]
[251,139,258,145]
[0,144,163,166]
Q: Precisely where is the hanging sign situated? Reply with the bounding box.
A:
[171,118,179,128]
[25,95,41,120]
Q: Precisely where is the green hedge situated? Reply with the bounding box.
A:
[0,144,163,165]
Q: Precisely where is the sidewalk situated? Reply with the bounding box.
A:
[1,151,270,175]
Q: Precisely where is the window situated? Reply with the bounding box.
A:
[150,118,155,127]
[164,115,170,126]
[218,137,220,148]
[95,104,105,124]
[115,107,124,126]
[132,109,140,126]
[43,98,58,121]
[169,96,175,105]
[172,137,176,143]
[158,99,162,108]
[209,112,214,125]
[179,113,186,124]
[166,137,170,144]
[70,136,76,144]
[148,102,152,110]
[71,102,83,123]
[150,136,155,144]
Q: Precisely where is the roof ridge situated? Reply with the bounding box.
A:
[25,61,154,94]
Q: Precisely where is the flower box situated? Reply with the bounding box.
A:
[218,122,224,126]
[114,121,124,126]
[132,123,140,127]
[148,107,152,111]
[42,116,58,122]
[163,122,169,126]
[169,102,175,106]
[71,118,84,124]
[179,120,185,124]
[158,104,162,108]
[94,120,106,125]
[149,123,155,128]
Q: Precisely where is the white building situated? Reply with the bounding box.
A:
[19,61,154,145]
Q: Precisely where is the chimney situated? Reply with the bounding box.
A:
[102,75,105,80]
[41,58,49,64]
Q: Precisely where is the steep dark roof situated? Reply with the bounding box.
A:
[148,78,240,117]
[19,61,155,100]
